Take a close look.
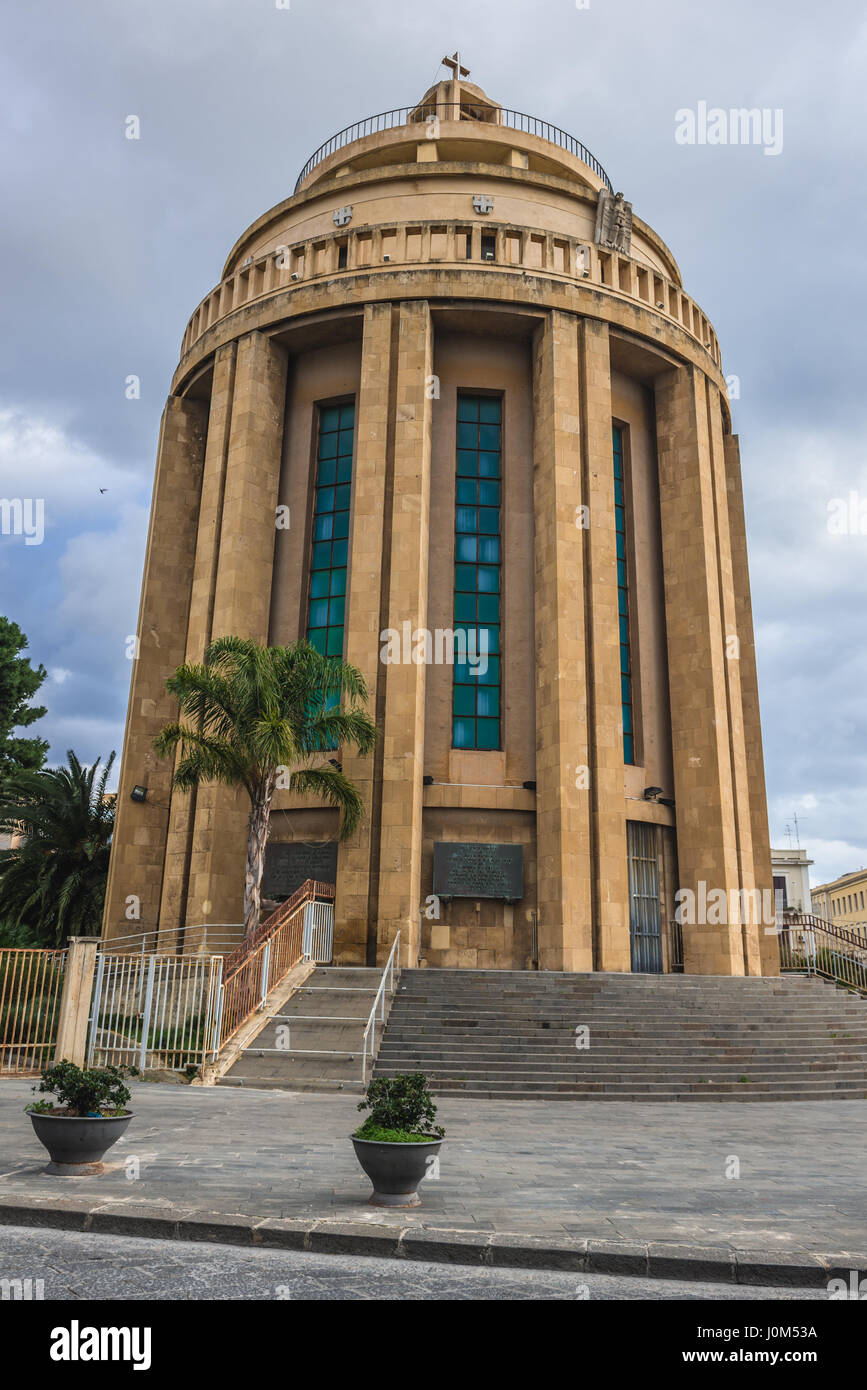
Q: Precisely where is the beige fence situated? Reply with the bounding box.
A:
[0,948,68,1075]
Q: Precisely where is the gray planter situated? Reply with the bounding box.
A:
[352,1136,443,1207]
[29,1111,133,1176]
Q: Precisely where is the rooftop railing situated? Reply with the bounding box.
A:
[294,104,613,194]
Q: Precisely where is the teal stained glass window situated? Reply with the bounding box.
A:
[307,402,354,660]
[453,395,502,750]
[613,423,635,764]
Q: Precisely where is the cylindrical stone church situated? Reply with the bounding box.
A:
[104,65,776,979]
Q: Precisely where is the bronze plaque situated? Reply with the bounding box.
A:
[263,841,338,900]
[432,842,523,901]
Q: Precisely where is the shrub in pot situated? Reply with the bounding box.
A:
[352,1072,444,1207]
[26,1061,134,1175]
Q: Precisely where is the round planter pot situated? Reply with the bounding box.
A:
[352,1136,443,1208]
[28,1112,133,1176]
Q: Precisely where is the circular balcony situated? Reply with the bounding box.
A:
[294,104,614,194]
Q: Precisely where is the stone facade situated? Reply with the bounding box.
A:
[103,71,775,977]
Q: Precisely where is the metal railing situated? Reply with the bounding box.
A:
[777,911,867,996]
[87,952,222,1072]
[295,104,613,193]
[0,947,67,1075]
[361,931,401,1085]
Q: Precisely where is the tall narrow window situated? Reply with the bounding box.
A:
[613,423,635,764]
[453,394,502,750]
[307,401,354,658]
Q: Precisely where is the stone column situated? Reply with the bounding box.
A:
[185,331,289,933]
[54,937,100,1067]
[532,310,593,971]
[724,430,779,975]
[655,364,743,974]
[707,386,762,974]
[102,395,207,943]
[578,318,630,971]
[334,303,395,964]
[373,300,433,966]
[159,343,238,946]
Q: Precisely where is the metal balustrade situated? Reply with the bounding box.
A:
[294,104,613,193]
[777,911,867,996]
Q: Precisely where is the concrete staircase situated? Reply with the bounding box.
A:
[373,969,867,1101]
[218,967,382,1094]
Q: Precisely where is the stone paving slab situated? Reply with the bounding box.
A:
[1,1079,865,1283]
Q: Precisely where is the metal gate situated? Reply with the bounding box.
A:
[628,821,663,973]
[87,953,222,1072]
[302,900,334,963]
[0,948,67,1075]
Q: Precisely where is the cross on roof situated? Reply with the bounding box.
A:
[442,51,470,80]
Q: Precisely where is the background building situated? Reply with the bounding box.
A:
[811,868,867,939]
[770,847,813,916]
[103,63,775,978]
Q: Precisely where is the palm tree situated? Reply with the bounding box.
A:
[0,750,116,945]
[154,637,377,936]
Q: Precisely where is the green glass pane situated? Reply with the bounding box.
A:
[456,506,477,533]
[337,429,354,456]
[478,507,499,534]
[479,424,500,450]
[332,539,348,566]
[616,531,626,560]
[613,455,623,480]
[308,598,329,627]
[477,686,499,718]
[478,480,500,506]
[330,567,346,596]
[617,559,628,587]
[329,596,345,627]
[314,514,333,542]
[326,626,344,657]
[339,403,355,428]
[479,398,501,423]
[308,628,328,655]
[453,717,475,749]
[618,589,628,616]
[478,537,500,563]
[336,456,353,483]
[619,614,629,644]
[478,656,500,686]
[478,452,500,478]
[621,674,631,705]
[614,477,624,505]
[454,660,473,685]
[332,510,349,539]
[457,450,478,476]
[312,541,331,569]
[457,397,479,422]
[334,484,351,511]
[477,594,499,623]
[476,718,499,750]
[454,593,476,622]
[321,406,340,432]
[623,732,634,764]
[620,643,630,675]
[455,564,476,591]
[456,478,476,505]
[317,458,337,487]
[622,702,633,735]
[310,570,330,599]
[456,535,477,562]
[453,685,475,716]
[477,565,499,593]
[318,431,338,459]
[479,624,500,655]
[457,422,478,449]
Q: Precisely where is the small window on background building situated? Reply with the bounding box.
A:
[337,242,348,269]
[481,233,496,260]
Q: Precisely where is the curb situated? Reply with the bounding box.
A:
[0,1195,863,1287]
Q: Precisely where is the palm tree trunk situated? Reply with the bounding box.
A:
[243,785,273,936]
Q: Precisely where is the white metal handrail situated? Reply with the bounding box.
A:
[361,931,401,1085]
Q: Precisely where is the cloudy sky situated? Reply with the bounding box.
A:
[1,0,865,886]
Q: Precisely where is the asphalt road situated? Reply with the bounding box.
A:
[0,1224,829,1301]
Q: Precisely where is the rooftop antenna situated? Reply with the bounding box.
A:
[784,822,793,849]
[792,811,801,848]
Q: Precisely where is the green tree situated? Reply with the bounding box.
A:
[0,750,116,945]
[154,636,377,936]
[0,617,48,782]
